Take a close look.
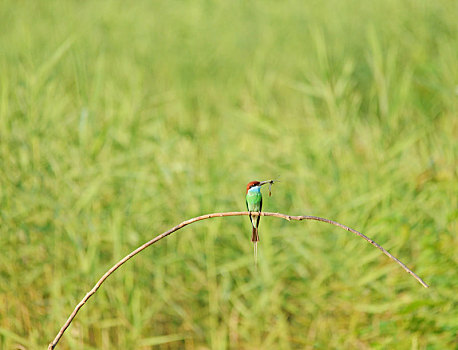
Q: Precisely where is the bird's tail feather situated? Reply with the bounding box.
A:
[251,226,259,242]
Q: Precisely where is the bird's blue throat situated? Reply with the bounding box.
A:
[248,186,261,193]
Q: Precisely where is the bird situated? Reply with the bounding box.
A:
[246,181,263,264]
[245,179,276,265]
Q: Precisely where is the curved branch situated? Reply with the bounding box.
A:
[48,211,429,349]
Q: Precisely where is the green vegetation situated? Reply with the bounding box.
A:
[0,0,456,349]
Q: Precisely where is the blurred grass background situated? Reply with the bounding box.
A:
[0,0,457,349]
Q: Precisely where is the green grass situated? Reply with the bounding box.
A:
[0,0,457,349]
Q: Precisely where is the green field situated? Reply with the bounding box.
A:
[1,0,457,349]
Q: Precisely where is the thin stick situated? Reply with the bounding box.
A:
[48,211,429,349]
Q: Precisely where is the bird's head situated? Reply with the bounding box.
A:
[246,181,261,193]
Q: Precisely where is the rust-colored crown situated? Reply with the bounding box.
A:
[246,181,260,193]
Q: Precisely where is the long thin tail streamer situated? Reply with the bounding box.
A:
[254,241,258,267]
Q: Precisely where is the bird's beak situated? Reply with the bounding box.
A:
[258,180,274,186]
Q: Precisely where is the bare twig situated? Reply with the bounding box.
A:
[48,211,429,349]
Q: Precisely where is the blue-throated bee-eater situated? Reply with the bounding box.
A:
[246,180,274,264]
